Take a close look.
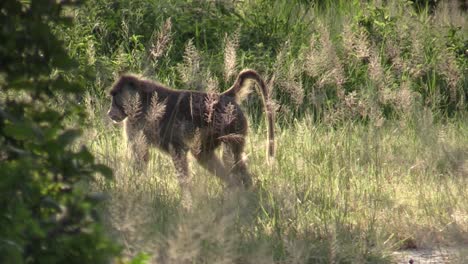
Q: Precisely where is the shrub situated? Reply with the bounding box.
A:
[0,0,119,262]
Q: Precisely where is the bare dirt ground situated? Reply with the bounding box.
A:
[391,247,467,264]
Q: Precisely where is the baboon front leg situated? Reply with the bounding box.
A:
[129,140,150,171]
[169,144,192,207]
[169,145,190,188]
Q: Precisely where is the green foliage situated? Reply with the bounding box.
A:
[62,0,466,124]
[0,0,119,262]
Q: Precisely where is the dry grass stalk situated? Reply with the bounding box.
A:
[222,102,236,125]
[285,74,304,107]
[305,34,327,79]
[177,39,202,90]
[146,92,167,124]
[266,74,279,117]
[123,92,142,120]
[437,49,462,104]
[132,130,148,164]
[385,38,404,75]
[158,210,237,264]
[218,133,244,144]
[224,31,240,82]
[277,56,304,108]
[368,50,386,89]
[190,128,202,156]
[206,71,219,93]
[408,28,426,79]
[305,22,345,97]
[150,17,172,63]
[325,90,369,124]
[396,80,415,114]
[107,192,155,259]
[342,23,370,63]
[433,0,466,32]
[204,93,219,124]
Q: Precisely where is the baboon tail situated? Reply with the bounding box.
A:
[222,69,275,159]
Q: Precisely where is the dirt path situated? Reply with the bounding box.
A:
[391,247,466,264]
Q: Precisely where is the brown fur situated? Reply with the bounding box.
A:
[107,69,275,189]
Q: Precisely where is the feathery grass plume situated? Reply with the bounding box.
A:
[177,39,202,90]
[283,61,304,107]
[266,74,279,118]
[83,92,96,121]
[146,92,167,124]
[157,206,238,264]
[206,70,219,93]
[275,42,304,108]
[121,19,130,41]
[342,23,370,63]
[379,87,399,107]
[150,17,172,63]
[395,80,415,114]
[222,102,236,125]
[433,0,466,32]
[274,40,289,74]
[324,90,368,124]
[305,22,345,96]
[107,185,155,259]
[385,38,404,76]
[190,128,202,156]
[370,104,384,128]
[304,33,327,79]
[217,134,245,145]
[123,91,142,120]
[86,39,96,66]
[204,93,219,124]
[432,3,464,107]
[407,27,426,79]
[132,130,148,161]
[437,48,462,104]
[344,91,367,119]
[223,30,239,82]
[102,152,161,260]
[122,126,149,171]
[368,49,386,90]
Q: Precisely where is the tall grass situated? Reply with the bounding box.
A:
[84,100,467,263]
[61,0,468,262]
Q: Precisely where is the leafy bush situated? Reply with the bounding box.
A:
[0,0,119,262]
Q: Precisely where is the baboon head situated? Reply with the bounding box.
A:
[107,75,139,123]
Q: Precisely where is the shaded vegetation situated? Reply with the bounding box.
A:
[0,0,119,263]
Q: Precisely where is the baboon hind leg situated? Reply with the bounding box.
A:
[224,139,252,188]
[192,147,234,186]
[222,143,235,171]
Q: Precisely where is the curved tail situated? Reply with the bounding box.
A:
[222,69,275,159]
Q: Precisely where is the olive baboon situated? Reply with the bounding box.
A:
[107,69,274,190]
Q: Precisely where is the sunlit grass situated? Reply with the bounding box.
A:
[85,110,467,263]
